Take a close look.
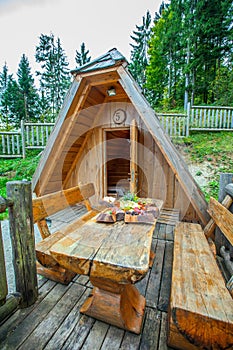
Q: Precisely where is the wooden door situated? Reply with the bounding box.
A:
[130,119,138,194]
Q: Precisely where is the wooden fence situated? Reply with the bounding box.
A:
[158,104,233,137]
[0,131,22,158]
[189,106,233,131]
[0,105,233,158]
[0,181,38,323]
[157,112,189,137]
[0,121,54,158]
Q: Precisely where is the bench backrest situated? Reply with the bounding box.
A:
[208,196,233,246]
[33,183,95,223]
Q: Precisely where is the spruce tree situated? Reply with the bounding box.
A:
[17,54,39,121]
[75,43,91,67]
[35,33,70,120]
[4,76,23,125]
[129,10,152,92]
[0,63,12,124]
[146,0,233,107]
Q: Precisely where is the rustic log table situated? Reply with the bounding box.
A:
[50,199,163,334]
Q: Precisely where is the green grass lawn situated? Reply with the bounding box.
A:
[0,150,41,219]
[173,131,233,200]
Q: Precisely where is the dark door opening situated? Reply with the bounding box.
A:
[106,129,130,197]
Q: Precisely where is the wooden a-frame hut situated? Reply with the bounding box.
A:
[32,48,209,226]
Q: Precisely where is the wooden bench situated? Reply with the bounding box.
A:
[33,183,99,284]
[168,191,233,349]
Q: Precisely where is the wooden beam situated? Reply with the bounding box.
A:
[208,196,233,246]
[117,66,209,226]
[33,183,95,222]
[168,222,233,349]
[7,181,38,308]
[130,119,138,194]
[32,78,82,193]
[0,223,7,306]
[37,81,91,195]
[76,66,121,80]
[204,194,232,239]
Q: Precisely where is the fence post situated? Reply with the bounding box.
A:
[0,212,8,306]
[186,102,190,137]
[7,181,38,308]
[21,119,26,159]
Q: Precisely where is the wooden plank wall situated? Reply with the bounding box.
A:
[65,102,198,221]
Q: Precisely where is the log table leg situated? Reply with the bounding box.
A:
[80,277,145,334]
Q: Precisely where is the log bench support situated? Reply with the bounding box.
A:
[80,277,145,334]
[168,222,233,350]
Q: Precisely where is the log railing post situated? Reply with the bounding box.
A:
[7,181,38,308]
[20,119,26,159]
[215,173,233,255]
[0,220,8,306]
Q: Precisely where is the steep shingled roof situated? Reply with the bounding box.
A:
[71,48,127,75]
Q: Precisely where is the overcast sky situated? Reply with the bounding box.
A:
[0,0,163,78]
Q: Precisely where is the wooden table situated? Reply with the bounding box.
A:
[50,199,163,334]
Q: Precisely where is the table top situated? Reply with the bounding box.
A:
[50,199,163,284]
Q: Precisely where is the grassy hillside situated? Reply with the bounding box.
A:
[173,131,233,200]
[0,150,41,219]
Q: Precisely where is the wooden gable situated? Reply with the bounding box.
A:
[32,49,209,226]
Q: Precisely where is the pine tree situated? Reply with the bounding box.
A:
[129,10,152,92]
[146,0,233,107]
[75,43,91,67]
[17,54,39,121]
[0,63,12,124]
[1,56,39,126]
[4,76,23,125]
[35,33,70,120]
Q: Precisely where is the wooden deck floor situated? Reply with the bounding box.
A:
[0,216,176,350]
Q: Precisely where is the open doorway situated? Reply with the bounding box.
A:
[105,129,130,197]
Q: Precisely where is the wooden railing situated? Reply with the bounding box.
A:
[0,131,22,158]
[158,105,233,137]
[0,181,38,323]
[189,105,233,131]
[22,121,54,151]
[0,105,233,157]
[0,121,54,158]
[157,113,189,137]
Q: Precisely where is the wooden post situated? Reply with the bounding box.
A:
[0,222,8,307]
[186,102,190,137]
[215,173,233,255]
[0,293,21,323]
[7,181,38,308]
[21,119,26,159]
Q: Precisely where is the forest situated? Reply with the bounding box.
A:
[0,0,232,127]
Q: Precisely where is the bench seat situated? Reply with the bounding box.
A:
[36,209,99,267]
[168,222,233,350]
[33,183,98,284]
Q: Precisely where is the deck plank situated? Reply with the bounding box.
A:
[139,308,161,349]
[1,283,72,349]
[146,240,166,308]
[158,241,173,312]
[100,326,124,350]
[0,279,57,343]
[19,283,86,350]
[81,320,109,350]
[44,289,91,350]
